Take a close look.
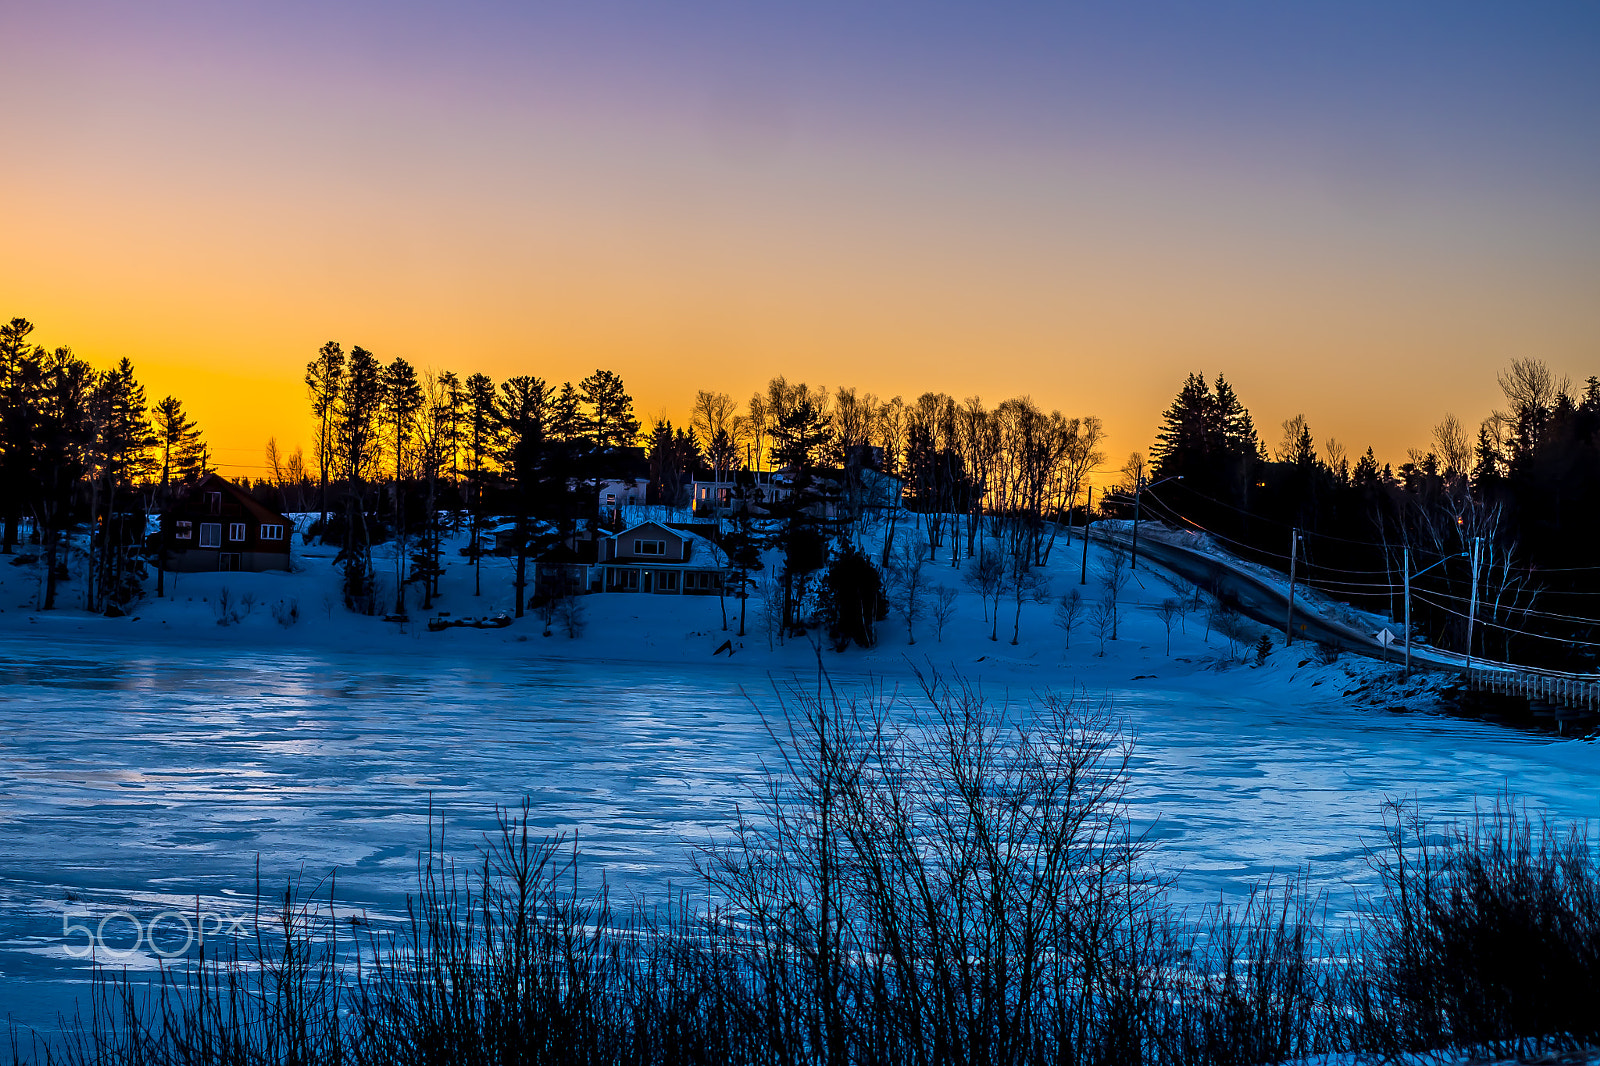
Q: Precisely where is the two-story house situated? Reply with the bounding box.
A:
[597,521,726,595]
[159,473,292,572]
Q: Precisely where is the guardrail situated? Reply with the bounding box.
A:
[1467,667,1600,711]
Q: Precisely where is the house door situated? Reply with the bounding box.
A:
[642,570,654,594]
[218,553,241,572]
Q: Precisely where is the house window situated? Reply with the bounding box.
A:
[199,523,221,548]
[660,571,678,592]
[634,539,665,556]
[175,521,193,541]
[259,524,284,541]
[207,492,222,515]
[229,522,246,542]
[606,493,615,506]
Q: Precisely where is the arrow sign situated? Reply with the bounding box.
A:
[1374,628,1396,647]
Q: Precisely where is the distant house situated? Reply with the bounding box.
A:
[596,521,726,595]
[689,470,791,517]
[690,462,903,520]
[160,473,292,573]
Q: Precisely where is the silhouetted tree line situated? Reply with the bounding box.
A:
[0,317,208,613]
[302,341,645,618]
[1143,362,1600,668]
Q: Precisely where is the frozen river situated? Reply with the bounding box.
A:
[1,638,1597,1033]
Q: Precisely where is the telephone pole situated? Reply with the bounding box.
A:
[1080,484,1093,585]
[1466,535,1482,676]
[1129,475,1144,572]
[1285,528,1300,646]
[1403,545,1412,678]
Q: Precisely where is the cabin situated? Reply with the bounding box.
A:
[159,473,292,573]
[596,521,726,595]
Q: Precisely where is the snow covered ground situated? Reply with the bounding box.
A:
[0,519,1597,1034]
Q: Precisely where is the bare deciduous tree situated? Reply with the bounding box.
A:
[931,585,958,642]
[1054,588,1084,653]
[887,538,931,645]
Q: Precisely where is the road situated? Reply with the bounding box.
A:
[1094,524,1467,674]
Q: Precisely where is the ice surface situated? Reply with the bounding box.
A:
[1,639,1596,1033]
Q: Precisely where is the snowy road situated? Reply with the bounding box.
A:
[1,638,1597,1032]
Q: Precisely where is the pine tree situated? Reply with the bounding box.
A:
[151,396,204,597]
[496,375,551,617]
[579,369,639,452]
[0,317,37,553]
[86,359,153,612]
[464,372,498,596]
[304,341,344,537]
[724,480,766,637]
[382,357,423,615]
[336,346,383,611]
[33,348,94,610]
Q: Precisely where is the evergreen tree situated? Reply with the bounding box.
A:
[579,369,639,451]
[86,359,153,612]
[0,317,37,553]
[463,372,498,596]
[496,375,552,617]
[381,357,423,615]
[336,346,383,611]
[819,540,883,650]
[723,480,766,637]
[304,341,344,537]
[151,396,204,597]
[33,348,93,610]
[550,381,583,444]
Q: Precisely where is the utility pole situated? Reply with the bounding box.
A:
[1080,484,1092,585]
[1129,474,1143,572]
[1466,535,1482,677]
[1285,528,1300,646]
[1403,545,1412,678]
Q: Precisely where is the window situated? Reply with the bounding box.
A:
[660,571,678,591]
[175,521,193,541]
[606,493,615,506]
[259,524,283,541]
[229,522,246,542]
[199,523,221,548]
[633,539,665,556]
[207,492,222,515]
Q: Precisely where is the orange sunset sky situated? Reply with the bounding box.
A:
[3,2,1597,480]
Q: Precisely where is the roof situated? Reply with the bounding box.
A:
[606,520,727,570]
[188,472,290,526]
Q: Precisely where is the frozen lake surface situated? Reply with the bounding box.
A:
[1,638,1597,1033]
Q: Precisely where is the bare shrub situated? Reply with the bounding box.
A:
[557,593,587,638]
[271,598,300,627]
[1358,799,1600,1060]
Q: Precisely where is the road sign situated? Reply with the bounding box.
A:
[1375,628,1396,647]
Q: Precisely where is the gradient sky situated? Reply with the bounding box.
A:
[3,1,1598,478]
